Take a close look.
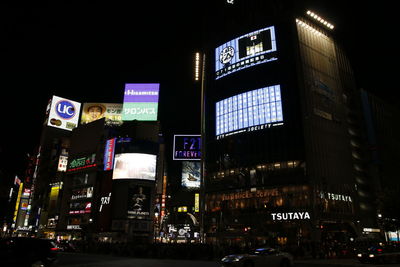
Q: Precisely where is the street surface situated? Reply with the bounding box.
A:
[57,252,400,267]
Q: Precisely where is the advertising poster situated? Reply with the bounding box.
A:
[182,161,201,189]
[127,185,151,219]
[112,153,156,180]
[122,83,160,121]
[80,103,123,126]
[47,95,81,131]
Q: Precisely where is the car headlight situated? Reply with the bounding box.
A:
[221,255,244,262]
[357,253,362,257]
[369,254,375,258]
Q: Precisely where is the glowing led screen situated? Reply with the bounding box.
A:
[216,85,283,139]
[215,26,277,79]
[112,153,156,180]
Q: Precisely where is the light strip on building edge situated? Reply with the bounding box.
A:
[306,10,334,30]
[296,19,327,37]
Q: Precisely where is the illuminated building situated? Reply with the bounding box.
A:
[202,2,376,249]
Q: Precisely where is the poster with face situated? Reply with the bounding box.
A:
[81,103,123,126]
[127,185,151,219]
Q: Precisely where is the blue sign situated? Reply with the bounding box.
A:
[173,135,201,161]
[56,100,76,119]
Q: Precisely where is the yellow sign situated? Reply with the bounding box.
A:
[194,193,200,212]
[13,183,23,222]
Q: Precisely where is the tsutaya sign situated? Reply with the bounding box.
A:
[271,211,311,221]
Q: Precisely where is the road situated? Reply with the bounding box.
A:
[57,252,220,267]
[57,252,399,267]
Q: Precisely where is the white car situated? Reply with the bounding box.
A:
[221,247,293,267]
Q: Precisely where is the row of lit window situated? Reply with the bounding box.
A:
[212,160,301,179]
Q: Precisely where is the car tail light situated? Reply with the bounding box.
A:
[51,247,59,251]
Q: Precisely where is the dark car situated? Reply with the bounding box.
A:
[357,244,400,264]
[221,247,293,267]
[0,237,59,267]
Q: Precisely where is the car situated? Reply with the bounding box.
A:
[0,237,59,267]
[356,244,400,264]
[221,247,294,267]
[56,240,76,252]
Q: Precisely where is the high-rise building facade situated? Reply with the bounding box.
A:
[202,3,375,250]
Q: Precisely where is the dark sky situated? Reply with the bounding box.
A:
[0,1,397,179]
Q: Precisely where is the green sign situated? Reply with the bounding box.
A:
[68,154,96,171]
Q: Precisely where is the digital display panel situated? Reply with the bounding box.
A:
[181,161,201,189]
[216,85,283,139]
[215,26,277,79]
[112,153,156,180]
[122,83,160,121]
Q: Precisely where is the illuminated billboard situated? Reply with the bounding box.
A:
[182,161,200,189]
[215,26,277,79]
[127,185,151,219]
[173,135,201,161]
[47,95,81,131]
[112,153,156,180]
[81,103,123,126]
[122,83,160,121]
[216,85,283,139]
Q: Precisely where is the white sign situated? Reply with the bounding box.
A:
[67,225,81,230]
[47,95,81,131]
[99,193,111,212]
[271,211,310,221]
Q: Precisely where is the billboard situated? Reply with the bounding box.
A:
[216,85,283,139]
[47,95,81,131]
[112,153,156,180]
[127,185,151,219]
[182,161,201,189]
[173,135,201,160]
[215,26,277,79]
[122,83,160,121]
[80,103,123,126]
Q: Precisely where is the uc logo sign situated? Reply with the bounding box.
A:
[56,100,76,119]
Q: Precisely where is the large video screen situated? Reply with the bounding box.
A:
[216,85,283,139]
[215,26,277,79]
[112,153,156,180]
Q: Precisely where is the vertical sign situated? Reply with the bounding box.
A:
[104,138,116,171]
[194,193,200,212]
[13,183,23,223]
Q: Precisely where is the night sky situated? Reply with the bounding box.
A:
[0,1,397,181]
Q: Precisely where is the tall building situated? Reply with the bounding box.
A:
[361,89,400,241]
[202,2,376,250]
